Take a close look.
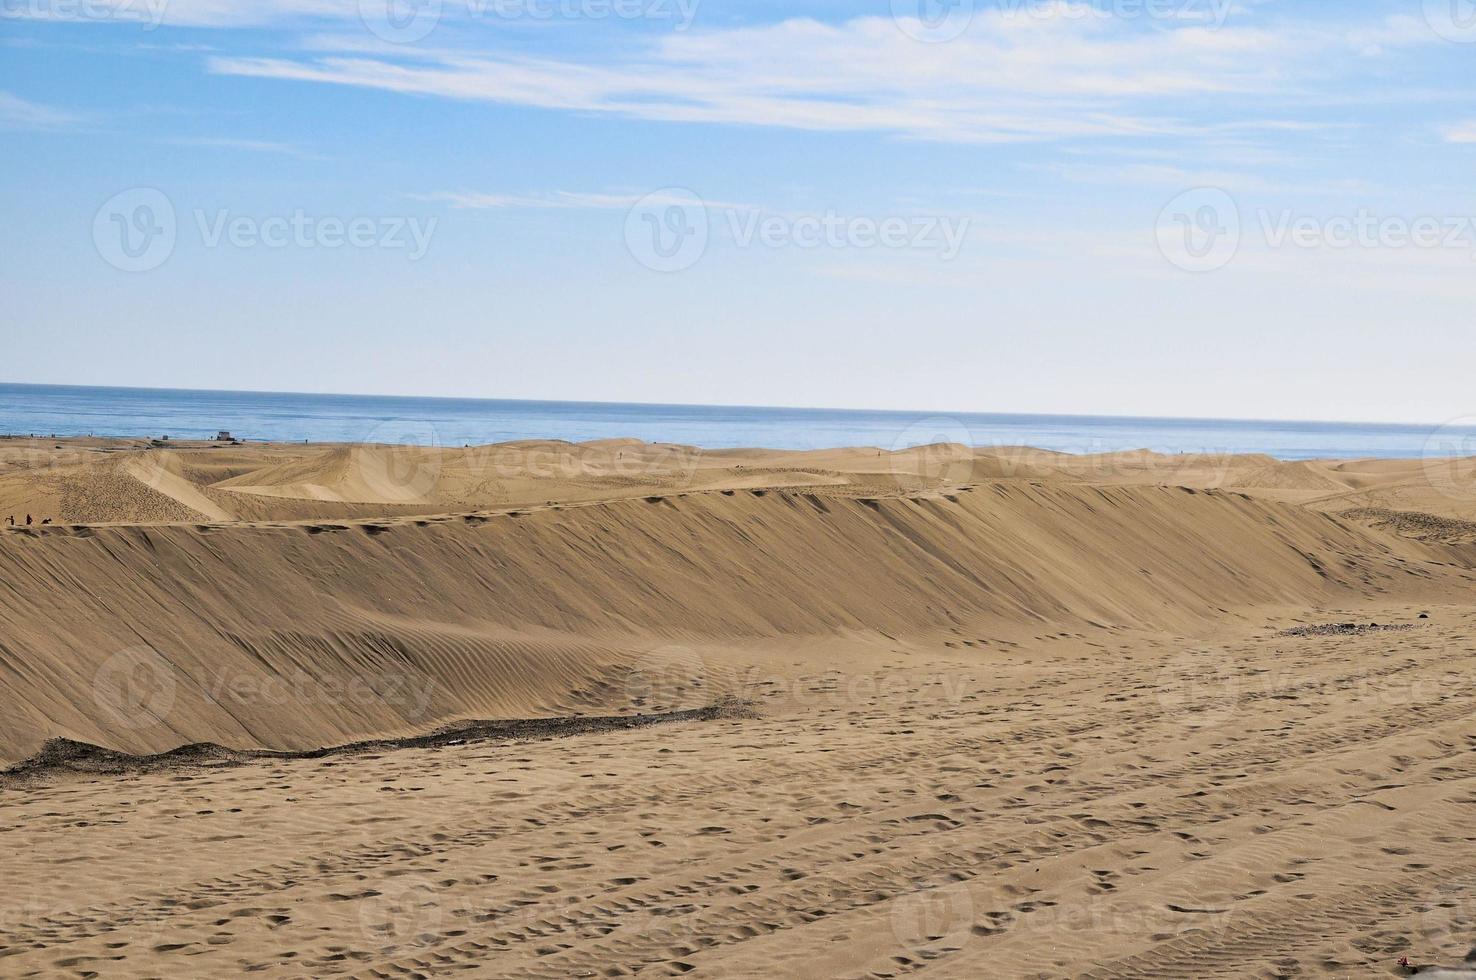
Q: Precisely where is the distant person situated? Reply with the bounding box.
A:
[25,514,32,526]
[40,518,51,525]
[4,516,12,526]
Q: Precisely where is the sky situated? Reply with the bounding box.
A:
[4,0,1476,424]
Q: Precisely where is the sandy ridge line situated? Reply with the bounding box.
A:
[0,486,845,532]
[0,699,755,786]
[0,481,1249,533]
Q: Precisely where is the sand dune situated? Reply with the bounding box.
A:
[7,436,1475,522]
[2,480,1467,765]
[1231,459,1355,494]
[123,453,237,521]
[3,437,1476,977]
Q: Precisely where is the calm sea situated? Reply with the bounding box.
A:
[1,383,1471,461]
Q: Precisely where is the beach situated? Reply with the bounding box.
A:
[18,0,1476,974]
[2,436,1475,977]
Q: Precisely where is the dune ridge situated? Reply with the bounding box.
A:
[1,481,1466,766]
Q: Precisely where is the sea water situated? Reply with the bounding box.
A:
[2,383,1472,461]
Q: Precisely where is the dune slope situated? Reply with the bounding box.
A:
[0,483,1463,765]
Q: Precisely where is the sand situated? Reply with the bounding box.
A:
[1,436,1475,977]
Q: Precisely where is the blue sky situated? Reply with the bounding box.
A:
[4,0,1476,423]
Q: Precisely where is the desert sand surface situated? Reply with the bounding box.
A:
[3,436,1476,977]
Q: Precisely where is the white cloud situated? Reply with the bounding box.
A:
[6,0,361,28]
[202,7,1440,145]
[12,3,1456,145]
[167,136,322,158]
[419,189,754,212]
[1441,121,1476,145]
[1041,160,1378,197]
[0,91,82,130]
[424,190,663,210]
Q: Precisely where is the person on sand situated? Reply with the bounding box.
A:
[25,514,32,526]
[4,516,11,526]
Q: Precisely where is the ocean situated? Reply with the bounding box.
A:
[1,383,1471,461]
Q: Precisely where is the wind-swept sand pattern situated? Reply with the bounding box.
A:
[2,437,1476,977]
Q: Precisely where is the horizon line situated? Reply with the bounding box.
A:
[0,378,1466,433]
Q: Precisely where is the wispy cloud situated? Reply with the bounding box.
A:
[5,0,360,29]
[168,135,323,159]
[12,3,1456,146]
[421,190,651,211]
[1441,121,1476,145]
[1040,160,1379,197]
[204,8,1447,145]
[0,91,83,130]
[419,189,752,211]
